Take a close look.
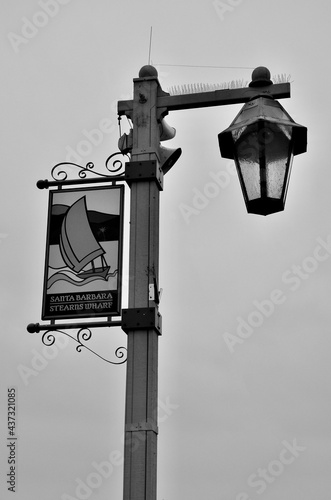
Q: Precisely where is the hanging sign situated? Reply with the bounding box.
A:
[42,185,124,320]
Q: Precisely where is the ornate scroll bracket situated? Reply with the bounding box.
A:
[52,152,128,180]
[37,152,130,189]
[27,323,127,366]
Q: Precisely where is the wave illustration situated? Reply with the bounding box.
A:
[47,269,118,290]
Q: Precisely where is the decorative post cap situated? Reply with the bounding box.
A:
[138,65,158,78]
[249,66,273,87]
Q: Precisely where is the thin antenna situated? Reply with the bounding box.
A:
[148,27,152,65]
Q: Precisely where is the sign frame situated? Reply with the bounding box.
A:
[41,185,124,321]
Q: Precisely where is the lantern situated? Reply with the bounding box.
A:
[218,95,307,215]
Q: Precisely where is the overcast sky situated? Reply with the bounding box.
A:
[1,1,331,499]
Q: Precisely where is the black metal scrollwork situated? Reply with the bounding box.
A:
[40,327,127,365]
[51,152,129,182]
[105,152,129,175]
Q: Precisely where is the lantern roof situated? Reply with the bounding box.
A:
[219,96,307,159]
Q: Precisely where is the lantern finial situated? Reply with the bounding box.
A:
[249,67,273,87]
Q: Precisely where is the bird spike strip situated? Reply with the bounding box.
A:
[167,74,291,96]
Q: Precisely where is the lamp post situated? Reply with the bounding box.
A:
[118,64,307,500]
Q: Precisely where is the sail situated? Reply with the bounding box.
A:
[59,196,105,273]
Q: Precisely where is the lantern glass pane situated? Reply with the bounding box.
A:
[240,161,261,200]
[233,124,261,201]
[266,160,286,198]
[265,125,292,199]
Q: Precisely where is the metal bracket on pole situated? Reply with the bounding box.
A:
[125,160,163,191]
[125,421,159,434]
[121,307,162,335]
[27,321,127,365]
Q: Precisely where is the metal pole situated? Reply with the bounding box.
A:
[122,68,162,500]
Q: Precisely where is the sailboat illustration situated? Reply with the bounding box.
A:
[59,196,110,280]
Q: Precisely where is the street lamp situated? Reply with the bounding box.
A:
[27,64,307,500]
[218,67,307,215]
[116,65,307,500]
[116,65,308,500]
